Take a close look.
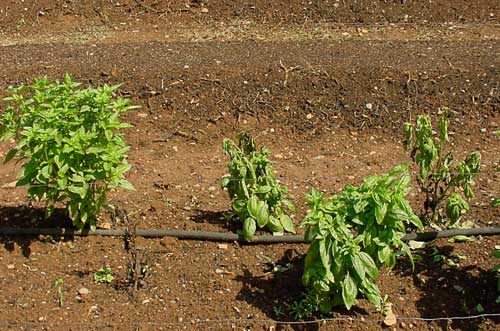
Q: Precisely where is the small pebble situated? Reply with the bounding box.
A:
[78,288,89,296]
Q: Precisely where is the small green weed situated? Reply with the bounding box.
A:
[429,247,466,268]
[94,267,114,283]
[272,304,285,318]
[54,278,64,307]
[289,289,322,320]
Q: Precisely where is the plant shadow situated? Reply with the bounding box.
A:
[71,269,92,279]
[190,208,241,232]
[0,205,74,258]
[397,244,500,331]
[234,249,368,331]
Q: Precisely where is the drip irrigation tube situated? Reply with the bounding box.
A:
[0,226,499,243]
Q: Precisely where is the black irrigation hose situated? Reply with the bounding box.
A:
[0,226,499,243]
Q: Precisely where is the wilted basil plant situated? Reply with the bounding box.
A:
[404,110,480,227]
[221,132,295,241]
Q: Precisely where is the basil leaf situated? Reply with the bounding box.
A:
[342,273,357,310]
[247,195,269,228]
[242,217,256,242]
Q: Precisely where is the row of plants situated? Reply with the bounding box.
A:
[0,76,497,318]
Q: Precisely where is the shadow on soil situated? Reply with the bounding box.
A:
[398,245,500,331]
[235,248,316,331]
[0,205,74,258]
[191,208,241,232]
[235,248,367,331]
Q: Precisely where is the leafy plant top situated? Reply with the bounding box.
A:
[221,132,295,241]
[404,110,480,227]
[296,164,422,316]
[0,74,136,229]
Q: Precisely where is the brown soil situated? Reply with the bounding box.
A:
[0,1,499,331]
[0,0,499,34]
